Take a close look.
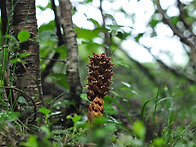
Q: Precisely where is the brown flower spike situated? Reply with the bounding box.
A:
[87,53,114,122]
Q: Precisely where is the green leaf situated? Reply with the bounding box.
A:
[0,111,19,123]
[39,108,51,115]
[149,18,159,28]
[20,135,38,147]
[5,34,18,42]
[41,126,50,138]
[121,81,131,88]
[18,30,31,42]
[93,27,110,32]
[153,137,165,146]
[116,31,124,39]
[107,24,124,34]
[18,96,28,105]
[49,73,69,90]
[80,93,89,102]
[52,100,76,108]
[87,18,101,27]
[75,27,100,40]
[19,52,30,58]
[105,13,116,24]
[10,58,21,64]
[72,115,81,124]
[36,30,57,42]
[171,16,179,26]
[112,58,130,69]
[37,1,52,11]
[135,33,144,42]
[54,44,67,57]
[132,121,146,139]
[39,20,55,32]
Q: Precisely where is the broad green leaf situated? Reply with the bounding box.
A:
[39,108,51,115]
[18,30,31,42]
[49,73,69,90]
[72,115,82,124]
[107,24,124,34]
[132,121,146,139]
[10,58,21,64]
[80,93,89,102]
[54,44,67,57]
[75,27,100,40]
[153,137,165,146]
[19,52,30,58]
[18,96,28,105]
[39,20,55,32]
[0,111,19,123]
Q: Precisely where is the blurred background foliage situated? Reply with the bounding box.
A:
[1,0,196,146]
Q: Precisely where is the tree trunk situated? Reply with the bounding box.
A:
[6,0,44,125]
[59,0,82,121]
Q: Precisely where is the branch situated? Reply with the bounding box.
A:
[142,45,196,83]
[177,0,196,38]
[41,57,67,63]
[156,0,196,69]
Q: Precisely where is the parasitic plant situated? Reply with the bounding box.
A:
[86,53,114,122]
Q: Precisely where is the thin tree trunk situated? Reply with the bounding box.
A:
[59,0,82,119]
[0,0,8,36]
[6,0,44,125]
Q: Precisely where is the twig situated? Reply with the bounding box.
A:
[177,0,196,38]
[0,45,9,51]
[156,0,196,69]
[142,44,196,83]
[41,57,67,63]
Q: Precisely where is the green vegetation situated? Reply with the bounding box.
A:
[1,0,196,146]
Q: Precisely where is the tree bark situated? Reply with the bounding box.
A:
[59,0,82,119]
[0,0,8,36]
[6,0,44,125]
